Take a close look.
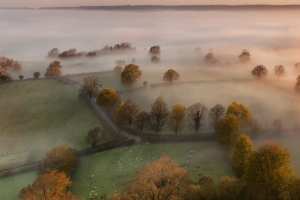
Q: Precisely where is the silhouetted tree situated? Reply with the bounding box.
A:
[78,76,101,101]
[116,99,140,129]
[163,69,179,83]
[45,60,62,77]
[33,72,40,78]
[208,104,225,130]
[238,49,251,63]
[149,45,161,54]
[48,48,60,57]
[121,64,142,87]
[205,52,215,62]
[151,55,161,63]
[274,65,286,79]
[148,97,169,135]
[134,111,151,134]
[143,81,148,88]
[85,127,107,147]
[251,65,268,79]
[19,75,24,80]
[187,102,207,134]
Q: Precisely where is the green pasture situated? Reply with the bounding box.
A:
[70,141,234,198]
[0,79,114,162]
[0,151,31,170]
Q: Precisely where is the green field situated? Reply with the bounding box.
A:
[0,79,114,162]
[70,141,234,198]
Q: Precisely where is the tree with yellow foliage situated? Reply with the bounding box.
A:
[244,142,297,200]
[19,170,79,200]
[38,146,78,176]
[231,134,254,178]
[226,101,252,128]
[119,155,187,200]
[168,103,186,135]
[96,88,121,109]
[121,64,142,87]
[216,115,240,146]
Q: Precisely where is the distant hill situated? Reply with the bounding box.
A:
[38,5,300,11]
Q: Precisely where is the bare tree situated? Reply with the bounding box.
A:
[85,127,107,147]
[208,104,225,130]
[187,102,208,134]
[148,97,169,135]
[123,99,140,129]
[78,76,101,101]
[163,69,179,83]
[274,65,286,79]
[134,111,151,134]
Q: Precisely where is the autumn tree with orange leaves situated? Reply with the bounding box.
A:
[116,155,188,200]
[19,170,79,200]
[38,146,78,176]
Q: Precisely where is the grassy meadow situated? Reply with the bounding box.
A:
[0,79,114,163]
[70,141,234,198]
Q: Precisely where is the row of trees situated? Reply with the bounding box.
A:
[251,64,287,79]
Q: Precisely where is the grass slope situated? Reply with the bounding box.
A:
[70,141,234,198]
[0,79,114,162]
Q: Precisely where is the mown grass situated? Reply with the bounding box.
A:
[70,141,234,198]
[0,79,114,162]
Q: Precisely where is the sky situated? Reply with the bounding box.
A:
[0,0,299,8]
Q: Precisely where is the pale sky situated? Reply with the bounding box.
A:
[0,0,299,8]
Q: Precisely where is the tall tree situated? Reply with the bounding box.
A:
[96,88,121,109]
[186,102,207,134]
[251,65,268,80]
[168,103,186,135]
[19,170,78,200]
[163,69,179,83]
[244,143,297,200]
[121,64,142,87]
[78,76,101,101]
[226,101,252,128]
[148,97,169,135]
[85,127,107,147]
[216,115,240,146]
[45,60,62,77]
[119,155,187,200]
[274,65,286,79]
[38,146,78,176]
[115,99,140,129]
[231,134,254,178]
[208,104,225,130]
[134,111,151,134]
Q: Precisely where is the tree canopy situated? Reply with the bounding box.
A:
[163,69,179,83]
[186,102,207,134]
[274,65,286,79]
[226,101,252,128]
[148,97,169,134]
[216,115,241,146]
[115,99,140,129]
[45,60,62,77]
[96,88,121,109]
[134,111,151,134]
[121,64,142,87]
[238,49,251,63]
[251,65,268,79]
[85,127,107,147]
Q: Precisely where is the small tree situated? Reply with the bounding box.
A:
[148,97,169,135]
[96,88,121,109]
[231,134,254,178]
[151,55,161,63]
[251,65,268,79]
[186,102,208,134]
[48,48,60,57]
[274,65,286,79]
[85,127,107,147]
[134,111,151,134]
[238,49,251,63]
[119,155,187,200]
[19,170,78,200]
[208,104,225,130]
[149,45,161,54]
[205,52,215,62]
[33,72,40,78]
[143,81,148,88]
[168,103,186,135]
[163,69,179,83]
[121,64,142,87]
[216,115,240,146]
[38,146,78,176]
[78,76,101,101]
[45,60,62,77]
[19,75,24,80]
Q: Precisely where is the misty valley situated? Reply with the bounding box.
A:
[1,8,300,200]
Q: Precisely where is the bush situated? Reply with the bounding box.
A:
[33,72,40,78]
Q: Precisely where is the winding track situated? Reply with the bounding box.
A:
[56,77,141,143]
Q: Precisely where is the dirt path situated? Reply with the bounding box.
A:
[56,77,141,143]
